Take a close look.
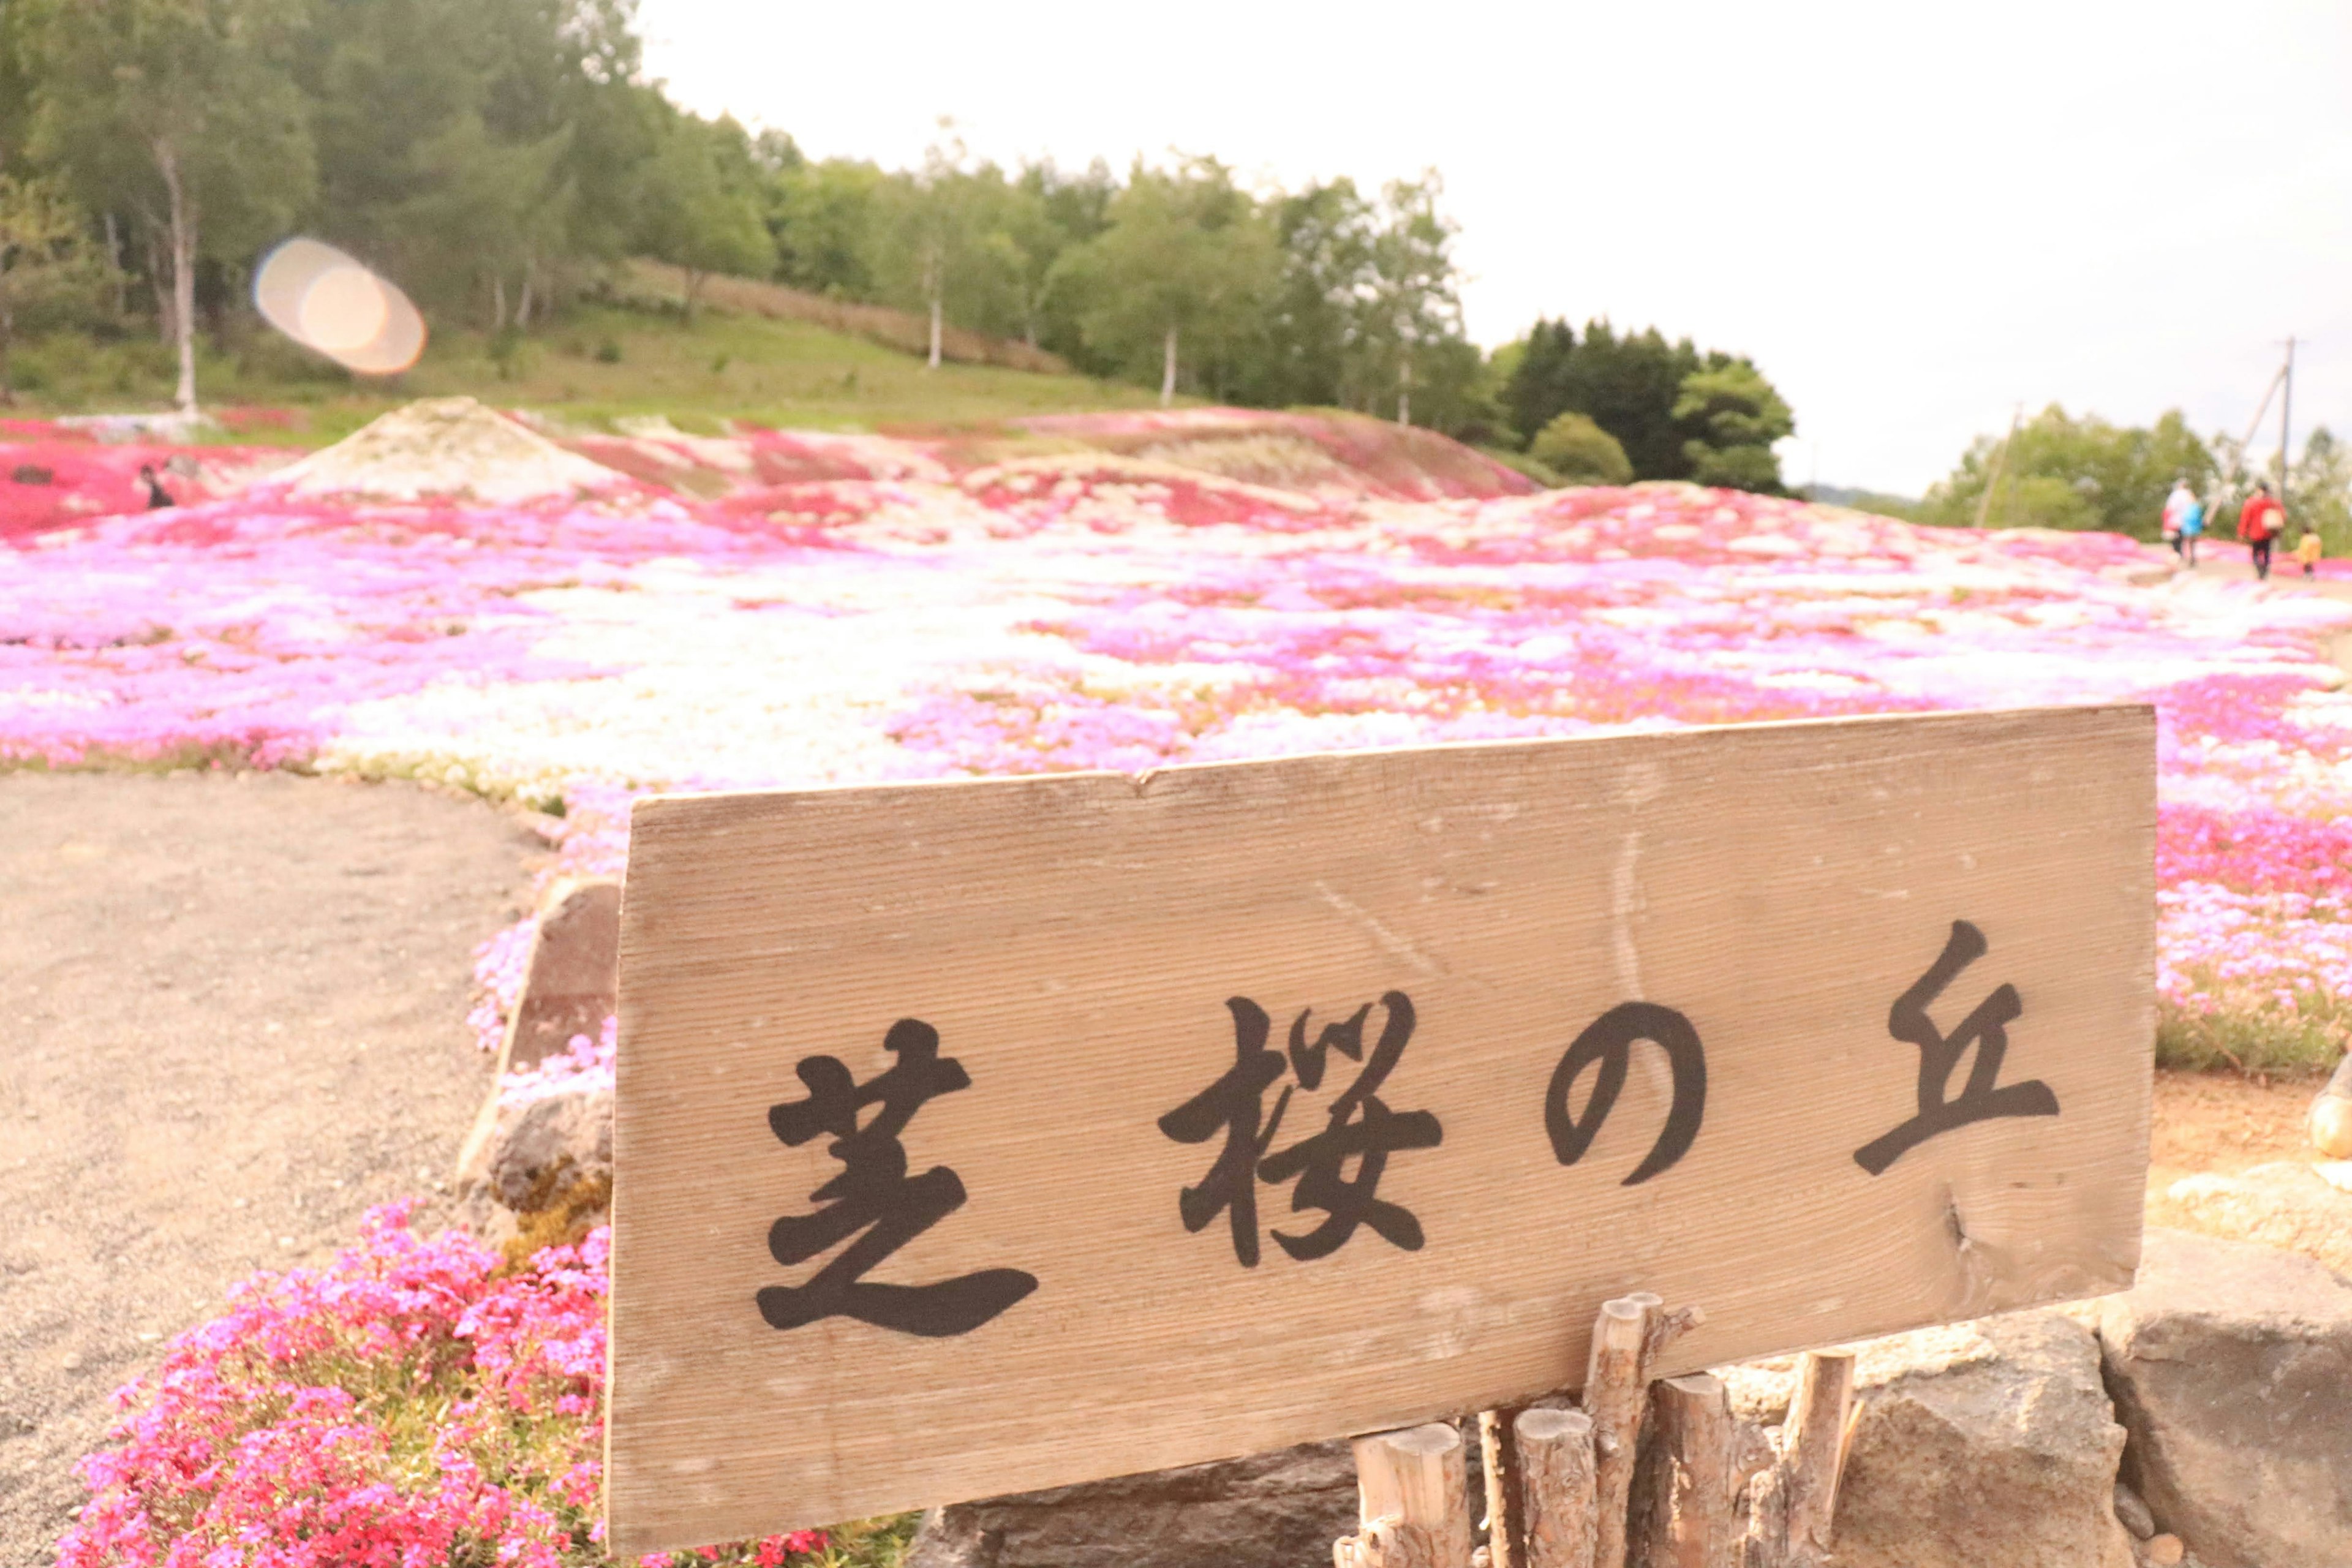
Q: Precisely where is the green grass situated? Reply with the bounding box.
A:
[2,301,1167,448]
[2157,997,2347,1078]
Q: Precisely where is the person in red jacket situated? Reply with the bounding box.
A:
[2239,480,2285,579]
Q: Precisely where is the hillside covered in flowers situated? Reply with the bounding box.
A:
[10,401,2352,1566]
[8,404,2349,1079]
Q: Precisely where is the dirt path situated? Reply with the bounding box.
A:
[0,772,538,1566]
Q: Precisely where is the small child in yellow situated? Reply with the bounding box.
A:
[2295,530,2324,578]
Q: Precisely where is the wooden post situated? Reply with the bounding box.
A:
[1740,1351,1855,1568]
[1480,1405,1529,1568]
[1517,1407,1597,1568]
[1347,1423,1476,1568]
[1338,1516,1436,1568]
[1779,1352,1854,1561]
[1636,1374,1735,1568]
[1583,1295,1656,1568]
[1741,1468,1788,1568]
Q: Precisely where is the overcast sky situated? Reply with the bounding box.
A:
[638,0,2352,496]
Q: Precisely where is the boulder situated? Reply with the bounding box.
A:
[500,876,621,1072]
[1719,1314,2133,1567]
[481,1085,612,1210]
[2092,1227,2352,1568]
[2159,1162,2352,1278]
[1809,1311,2135,1568]
[902,1439,1360,1568]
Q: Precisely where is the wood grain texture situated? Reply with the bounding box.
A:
[1517,1408,1598,1568]
[1637,1375,1735,1568]
[606,707,2156,1555]
[1586,1297,1656,1568]
[1355,1425,1477,1568]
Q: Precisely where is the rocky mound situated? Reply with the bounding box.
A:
[265,396,630,504]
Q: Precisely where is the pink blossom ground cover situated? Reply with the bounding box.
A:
[0,418,301,540]
[8,427,2351,1067]
[54,1206,829,1568]
[12,410,2352,1564]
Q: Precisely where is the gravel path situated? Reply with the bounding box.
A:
[0,772,539,1565]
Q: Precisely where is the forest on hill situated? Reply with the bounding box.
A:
[0,0,1802,491]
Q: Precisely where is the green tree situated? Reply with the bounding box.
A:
[1502,318,1578,450]
[1246,175,1377,409]
[1919,405,2214,537]
[1501,318,1796,491]
[1054,155,1278,405]
[865,128,1019,369]
[0,172,95,400]
[1501,318,1701,477]
[1014,156,1113,358]
[1673,360,1793,492]
[1355,173,1469,428]
[2290,426,2352,557]
[761,146,888,298]
[20,0,313,413]
[1530,411,1633,485]
[295,0,568,325]
[635,108,773,317]
[0,21,34,175]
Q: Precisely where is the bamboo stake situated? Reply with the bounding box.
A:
[1583,1295,1656,1568]
[1517,1407,1597,1568]
[1351,1423,1477,1568]
[1638,1375,1735,1568]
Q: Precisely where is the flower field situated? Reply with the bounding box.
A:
[9,408,2352,1079]
[9,403,2352,1564]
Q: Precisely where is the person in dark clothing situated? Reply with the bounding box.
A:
[137,464,174,510]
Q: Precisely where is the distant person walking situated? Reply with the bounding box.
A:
[2239,481,2285,580]
[2179,490,2206,565]
[2295,527,2324,578]
[137,464,173,510]
[2162,478,2195,557]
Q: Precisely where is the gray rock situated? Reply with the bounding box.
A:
[902,1439,1360,1568]
[2115,1479,2157,1540]
[500,876,620,1072]
[1796,1311,2133,1568]
[483,1085,612,1210]
[2159,1162,2352,1278]
[2093,1227,2352,1568]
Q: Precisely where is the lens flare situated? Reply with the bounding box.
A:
[254,238,426,374]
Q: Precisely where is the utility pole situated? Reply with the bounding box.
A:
[1972,405,2023,530]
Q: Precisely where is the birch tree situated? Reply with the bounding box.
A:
[1055,156,1277,406]
[20,0,312,415]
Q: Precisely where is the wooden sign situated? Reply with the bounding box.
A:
[606,706,2155,1556]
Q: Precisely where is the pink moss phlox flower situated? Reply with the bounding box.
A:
[56,1206,823,1568]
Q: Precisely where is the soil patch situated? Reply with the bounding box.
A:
[0,771,538,1566]
[2147,1065,2334,1244]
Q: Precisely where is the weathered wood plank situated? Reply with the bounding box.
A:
[607,707,2155,1555]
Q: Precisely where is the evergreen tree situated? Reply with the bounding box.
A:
[1503,317,1578,449]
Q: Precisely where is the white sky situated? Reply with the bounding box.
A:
[638,0,2352,496]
